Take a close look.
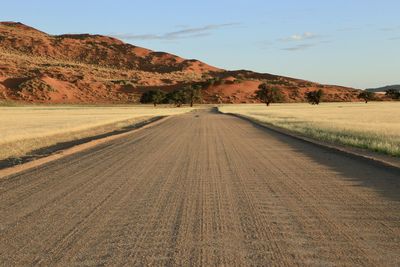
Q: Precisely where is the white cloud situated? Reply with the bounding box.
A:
[273,31,330,51]
[279,32,319,42]
[110,23,240,41]
[282,43,316,51]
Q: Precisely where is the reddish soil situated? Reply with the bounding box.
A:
[0,21,379,104]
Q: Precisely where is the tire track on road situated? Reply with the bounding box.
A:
[1,109,399,266]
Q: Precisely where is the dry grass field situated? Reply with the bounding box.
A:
[219,102,400,157]
[0,105,194,160]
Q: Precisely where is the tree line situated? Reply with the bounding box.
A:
[255,83,400,106]
[141,82,400,107]
[354,89,400,103]
[255,83,324,105]
[140,85,202,107]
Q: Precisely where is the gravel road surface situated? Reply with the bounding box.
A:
[1,109,399,266]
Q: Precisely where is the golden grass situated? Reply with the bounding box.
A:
[219,102,400,156]
[0,105,194,160]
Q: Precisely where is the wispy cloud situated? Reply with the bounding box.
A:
[278,32,320,42]
[275,31,327,51]
[281,43,316,51]
[110,23,240,41]
[379,26,400,32]
[388,36,400,41]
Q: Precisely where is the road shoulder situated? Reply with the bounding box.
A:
[222,112,400,169]
[0,116,170,179]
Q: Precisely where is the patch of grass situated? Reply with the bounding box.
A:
[17,78,57,93]
[0,100,19,106]
[219,102,400,157]
[0,106,194,160]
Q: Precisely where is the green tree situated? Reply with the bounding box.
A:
[358,91,375,103]
[385,89,400,100]
[166,89,187,107]
[255,83,283,106]
[305,89,323,105]
[140,90,166,106]
[184,85,202,107]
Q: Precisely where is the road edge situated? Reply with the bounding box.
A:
[221,111,400,170]
[0,116,171,179]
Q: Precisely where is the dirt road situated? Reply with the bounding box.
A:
[1,109,399,266]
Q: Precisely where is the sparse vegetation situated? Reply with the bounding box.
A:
[166,89,187,107]
[0,24,374,105]
[266,79,292,86]
[0,105,194,160]
[155,85,203,107]
[357,91,375,103]
[17,78,57,93]
[184,84,202,107]
[0,100,18,106]
[212,93,223,103]
[219,103,400,156]
[385,89,400,100]
[255,83,283,106]
[305,89,323,105]
[110,79,136,87]
[0,47,206,103]
[140,90,166,106]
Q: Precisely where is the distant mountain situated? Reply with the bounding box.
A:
[0,21,363,104]
[365,85,400,93]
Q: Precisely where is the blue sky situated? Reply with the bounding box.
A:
[1,0,400,88]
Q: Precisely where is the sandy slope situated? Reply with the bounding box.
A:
[0,21,365,104]
[0,109,399,266]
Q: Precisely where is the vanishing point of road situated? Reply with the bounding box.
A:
[1,109,399,266]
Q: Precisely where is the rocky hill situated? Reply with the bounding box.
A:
[0,21,364,104]
[366,85,400,93]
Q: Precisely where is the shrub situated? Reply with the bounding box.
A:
[357,91,375,103]
[165,89,187,107]
[184,85,202,107]
[385,89,400,100]
[17,78,56,93]
[140,90,166,106]
[305,89,323,105]
[255,83,283,106]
